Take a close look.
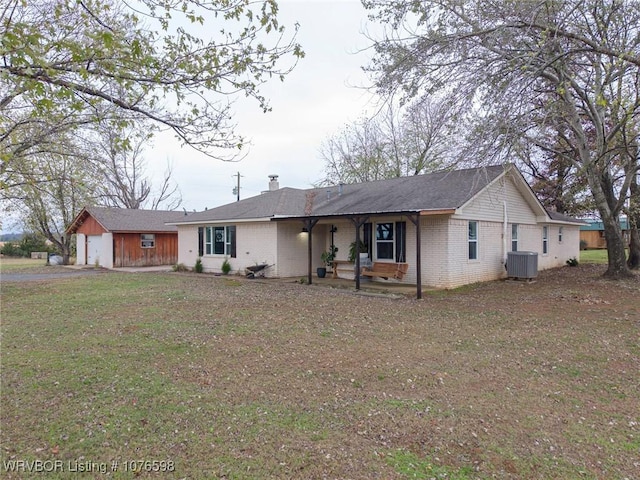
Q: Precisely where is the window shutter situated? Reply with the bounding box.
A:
[198,227,204,257]
[363,222,372,258]
[228,226,236,258]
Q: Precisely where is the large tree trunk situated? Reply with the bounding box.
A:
[585,164,633,278]
[43,232,72,265]
[61,237,72,266]
[601,215,632,277]
[629,227,640,269]
[628,174,640,269]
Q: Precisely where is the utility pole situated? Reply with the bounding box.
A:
[232,172,242,201]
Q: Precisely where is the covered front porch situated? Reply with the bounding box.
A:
[281,209,451,299]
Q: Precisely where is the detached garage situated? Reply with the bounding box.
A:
[66,206,186,268]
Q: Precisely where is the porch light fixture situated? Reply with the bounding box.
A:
[301,227,309,233]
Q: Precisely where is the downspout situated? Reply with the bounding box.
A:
[503,202,508,267]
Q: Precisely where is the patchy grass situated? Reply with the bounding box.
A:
[1,264,638,479]
[386,449,475,479]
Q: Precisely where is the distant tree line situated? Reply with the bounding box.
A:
[0,232,53,258]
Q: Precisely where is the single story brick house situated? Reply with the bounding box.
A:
[168,165,584,293]
[66,206,186,268]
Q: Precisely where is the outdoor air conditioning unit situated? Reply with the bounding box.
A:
[506,251,538,280]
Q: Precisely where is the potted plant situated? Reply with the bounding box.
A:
[348,241,367,262]
[322,245,338,270]
[318,245,338,278]
[348,240,370,280]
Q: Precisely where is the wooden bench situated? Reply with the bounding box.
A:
[361,262,409,280]
[332,259,354,279]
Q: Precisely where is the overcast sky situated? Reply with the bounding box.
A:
[151,0,381,212]
[0,1,379,233]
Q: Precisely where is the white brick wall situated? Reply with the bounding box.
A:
[236,223,278,275]
[277,222,310,277]
[427,219,505,288]
[177,225,199,269]
[538,223,581,270]
[417,216,450,287]
[177,221,307,277]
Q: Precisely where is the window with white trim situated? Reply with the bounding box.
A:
[511,224,518,251]
[375,222,394,260]
[558,226,563,243]
[202,226,236,257]
[468,221,478,260]
[373,222,406,262]
[542,226,549,254]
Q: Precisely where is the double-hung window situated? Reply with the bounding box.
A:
[376,223,394,260]
[373,222,406,262]
[542,226,549,254]
[558,227,563,243]
[200,226,236,257]
[511,224,518,251]
[468,221,478,260]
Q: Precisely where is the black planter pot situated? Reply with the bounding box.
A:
[317,267,327,278]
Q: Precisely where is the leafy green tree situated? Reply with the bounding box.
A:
[4,136,98,263]
[363,0,640,279]
[0,232,51,257]
[1,0,303,175]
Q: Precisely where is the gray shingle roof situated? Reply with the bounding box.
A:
[70,206,185,233]
[175,188,310,223]
[308,165,507,217]
[547,210,589,225]
[171,165,509,224]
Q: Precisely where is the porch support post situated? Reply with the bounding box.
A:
[304,218,319,285]
[408,213,422,300]
[350,215,369,291]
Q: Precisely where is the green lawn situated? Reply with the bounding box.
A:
[0,257,48,272]
[579,249,609,264]
[1,263,638,479]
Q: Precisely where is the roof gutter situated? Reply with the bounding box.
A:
[545,218,589,226]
